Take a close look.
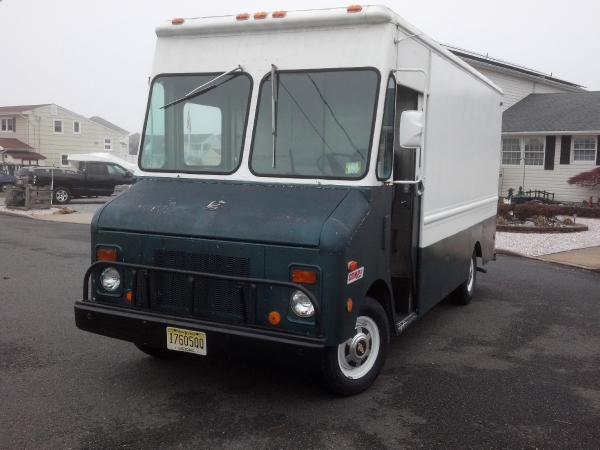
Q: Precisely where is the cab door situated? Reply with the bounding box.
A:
[390,85,421,315]
[85,162,110,195]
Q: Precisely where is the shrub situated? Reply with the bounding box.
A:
[514,201,542,221]
[533,215,549,226]
[497,203,512,218]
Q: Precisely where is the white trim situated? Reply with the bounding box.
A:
[501,136,545,167]
[1,118,14,132]
[571,135,597,164]
[53,119,64,134]
[60,153,70,167]
[73,120,81,134]
[503,130,600,136]
[424,195,498,226]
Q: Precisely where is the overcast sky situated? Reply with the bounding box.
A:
[2,0,599,134]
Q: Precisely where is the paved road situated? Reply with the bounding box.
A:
[1,214,599,449]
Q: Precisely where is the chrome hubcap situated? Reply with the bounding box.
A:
[337,316,380,380]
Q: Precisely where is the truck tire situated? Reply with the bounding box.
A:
[53,187,72,204]
[452,249,477,305]
[318,297,389,396]
[134,343,179,358]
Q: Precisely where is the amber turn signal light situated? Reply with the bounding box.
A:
[348,261,358,271]
[125,291,133,302]
[171,18,184,25]
[347,5,362,12]
[97,248,118,261]
[347,298,353,312]
[268,311,281,325]
[292,270,317,284]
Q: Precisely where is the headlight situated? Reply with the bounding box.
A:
[290,290,315,317]
[100,267,121,291]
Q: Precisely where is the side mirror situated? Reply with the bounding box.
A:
[399,110,424,148]
[124,171,133,177]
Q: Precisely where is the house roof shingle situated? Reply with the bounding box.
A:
[0,104,51,114]
[502,92,600,133]
[0,138,35,150]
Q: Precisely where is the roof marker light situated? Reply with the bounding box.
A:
[236,13,250,20]
[347,5,362,12]
[254,11,268,19]
[171,18,184,25]
[272,10,286,18]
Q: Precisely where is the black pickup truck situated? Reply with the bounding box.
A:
[31,161,134,204]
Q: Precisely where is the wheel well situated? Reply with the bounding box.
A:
[474,241,482,258]
[365,280,394,334]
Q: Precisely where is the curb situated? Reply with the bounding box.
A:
[496,248,600,273]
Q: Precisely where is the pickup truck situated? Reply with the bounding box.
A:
[31,161,134,204]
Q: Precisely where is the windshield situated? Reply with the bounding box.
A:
[250,69,379,179]
[140,73,252,173]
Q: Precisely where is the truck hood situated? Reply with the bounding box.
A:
[95,178,355,247]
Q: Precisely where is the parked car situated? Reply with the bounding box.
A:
[16,166,77,185]
[31,161,134,204]
[0,171,17,192]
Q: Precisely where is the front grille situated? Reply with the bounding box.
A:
[151,250,251,318]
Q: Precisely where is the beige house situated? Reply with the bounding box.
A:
[0,104,129,174]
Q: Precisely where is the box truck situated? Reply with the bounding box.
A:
[75,5,502,396]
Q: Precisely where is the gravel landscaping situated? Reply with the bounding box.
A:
[496,217,600,257]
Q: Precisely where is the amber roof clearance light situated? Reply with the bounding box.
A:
[272,10,287,18]
[236,13,250,20]
[347,5,362,13]
[171,18,184,25]
[254,11,268,19]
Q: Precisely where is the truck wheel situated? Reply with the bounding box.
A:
[319,297,389,396]
[53,187,71,204]
[134,343,178,358]
[452,249,477,305]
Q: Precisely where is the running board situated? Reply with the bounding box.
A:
[396,312,418,334]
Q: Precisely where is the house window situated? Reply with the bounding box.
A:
[54,120,63,134]
[104,138,112,150]
[73,121,81,134]
[523,137,544,166]
[572,137,597,162]
[501,138,521,165]
[501,137,544,166]
[1,118,14,132]
[61,154,69,166]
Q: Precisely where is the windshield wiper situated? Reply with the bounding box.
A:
[160,65,243,110]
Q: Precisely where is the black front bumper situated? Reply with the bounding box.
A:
[75,300,326,370]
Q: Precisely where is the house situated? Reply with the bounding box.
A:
[0,138,46,173]
[444,45,585,110]
[0,104,129,174]
[500,91,600,202]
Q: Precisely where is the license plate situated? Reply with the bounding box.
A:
[166,327,206,355]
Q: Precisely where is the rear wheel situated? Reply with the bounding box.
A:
[452,249,477,305]
[319,297,389,396]
[53,187,71,204]
[134,343,178,358]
